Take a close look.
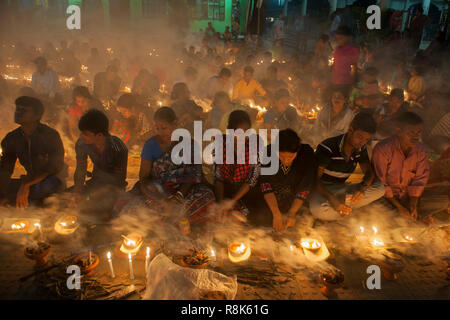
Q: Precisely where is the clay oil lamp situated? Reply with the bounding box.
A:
[319,269,344,298]
[120,233,143,255]
[299,238,330,262]
[24,242,51,268]
[300,239,322,253]
[8,220,30,233]
[74,252,100,276]
[228,242,251,263]
[402,233,416,244]
[54,215,79,235]
[379,253,405,281]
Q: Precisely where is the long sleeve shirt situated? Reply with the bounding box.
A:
[0,123,65,198]
[232,79,266,102]
[372,136,430,199]
[74,135,128,190]
[30,68,60,97]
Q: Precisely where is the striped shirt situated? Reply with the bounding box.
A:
[315,134,370,184]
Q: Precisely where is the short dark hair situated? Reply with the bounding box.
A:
[117,93,136,109]
[243,66,254,74]
[15,96,44,119]
[227,110,251,130]
[350,112,377,134]
[364,66,379,77]
[78,109,109,135]
[395,111,423,128]
[219,68,231,78]
[319,34,330,42]
[106,65,118,74]
[390,88,404,100]
[171,82,189,100]
[72,86,91,101]
[278,129,301,153]
[154,107,177,124]
[336,26,353,36]
[274,88,290,101]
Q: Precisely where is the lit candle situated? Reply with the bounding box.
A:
[107,251,115,278]
[128,253,134,280]
[145,247,150,276]
[34,223,43,241]
[372,226,378,235]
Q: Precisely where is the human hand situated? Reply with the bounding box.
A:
[351,190,365,204]
[16,184,30,209]
[273,213,284,231]
[330,197,352,216]
[285,215,296,229]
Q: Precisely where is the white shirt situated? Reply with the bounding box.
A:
[31,68,60,97]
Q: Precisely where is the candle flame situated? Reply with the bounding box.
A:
[372,238,384,246]
[360,226,364,233]
[146,247,150,258]
[211,249,215,257]
[372,226,378,234]
[301,239,321,250]
[107,251,111,259]
[236,243,246,254]
[128,253,132,261]
[404,234,414,242]
[11,222,26,230]
[126,239,136,247]
[34,223,41,228]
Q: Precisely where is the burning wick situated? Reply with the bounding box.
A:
[289,245,294,251]
[372,238,384,247]
[145,247,151,276]
[404,234,414,242]
[128,253,134,280]
[11,222,26,230]
[107,252,115,278]
[360,226,365,233]
[301,239,321,251]
[372,226,378,235]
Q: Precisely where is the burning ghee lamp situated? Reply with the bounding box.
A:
[402,233,416,243]
[120,233,143,256]
[300,239,322,253]
[24,242,51,268]
[54,215,79,235]
[228,242,251,263]
[9,220,29,233]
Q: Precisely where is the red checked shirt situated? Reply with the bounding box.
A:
[372,136,430,199]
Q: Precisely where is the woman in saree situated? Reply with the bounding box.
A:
[115,107,216,225]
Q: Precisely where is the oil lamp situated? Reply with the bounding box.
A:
[372,238,384,247]
[228,242,251,263]
[300,239,322,253]
[54,215,79,235]
[120,233,143,255]
[10,220,29,232]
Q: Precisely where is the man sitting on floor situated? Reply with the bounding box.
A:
[372,111,449,224]
[0,96,65,208]
[72,109,128,220]
[310,112,385,221]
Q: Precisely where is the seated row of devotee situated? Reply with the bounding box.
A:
[0,96,447,230]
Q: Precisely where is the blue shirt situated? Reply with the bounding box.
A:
[141,137,164,162]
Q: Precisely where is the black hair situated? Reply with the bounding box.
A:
[227,110,251,130]
[278,129,301,153]
[72,86,91,101]
[219,68,231,78]
[212,91,230,107]
[106,65,118,74]
[350,112,377,134]
[117,93,136,110]
[395,111,423,128]
[78,109,109,135]
[15,96,44,119]
[274,88,290,101]
[390,88,404,100]
[330,85,349,100]
[319,34,330,42]
[243,66,254,74]
[363,66,379,77]
[154,106,177,124]
[336,26,353,36]
[170,82,189,100]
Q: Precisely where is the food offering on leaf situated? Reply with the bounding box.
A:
[180,248,210,269]
[199,290,227,300]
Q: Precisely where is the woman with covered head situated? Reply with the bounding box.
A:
[258,129,317,231]
[312,86,354,147]
[214,110,263,224]
[115,107,216,225]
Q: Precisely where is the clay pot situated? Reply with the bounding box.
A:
[74,253,100,276]
[319,271,344,298]
[24,242,51,268]
[379,255,405,281]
